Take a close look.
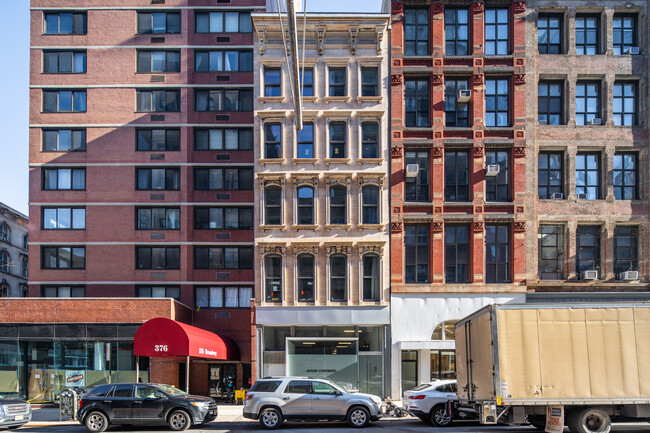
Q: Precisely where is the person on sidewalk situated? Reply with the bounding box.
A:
[225,376,234,404]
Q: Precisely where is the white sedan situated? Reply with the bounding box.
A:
[402,380,458,426]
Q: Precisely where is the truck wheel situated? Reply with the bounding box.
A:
[567,408,611,433]
[430,404,453,426]
[527,415,546,431]
[259,407,283,430]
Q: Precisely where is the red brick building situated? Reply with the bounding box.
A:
[28,0,265,397]
[384,0,528,397]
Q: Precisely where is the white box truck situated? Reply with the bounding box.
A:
[455,303,650,433]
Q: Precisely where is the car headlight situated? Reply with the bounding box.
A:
[191,402,210,409]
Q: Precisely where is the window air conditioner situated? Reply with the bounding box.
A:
[588,118,602,125]
[582,270,599,280]
[576,193,588,199]
[405,164,420,178]
[551,192,564,199]
[485,164,500,176]
[457,89,472,103]
[624,46,640,55]
[619,271,639,281]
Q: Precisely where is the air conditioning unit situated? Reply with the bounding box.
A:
[485,164,500,176]
[551,192,564,199]
[405,164,420,178]
[619,271,639,281]
[457,89,472,103]
[582,270,599,280]
[576,193,588,199]
[588,118,602,125]
[624,46,640,55]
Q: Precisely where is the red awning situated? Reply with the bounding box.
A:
[134,318,239,360]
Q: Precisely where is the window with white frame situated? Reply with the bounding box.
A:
[264,67,282,97]
[264,185,282,225]
[362,253,380,301]
[265,254,282,302]
[195,286,253,308]
[361,122,379,159]
[361,185,380,225]
[330,254,347,301]
[264,123,282,159]
[329,122,346,158]
[297,254,315,302]
[361,67,379,97]
[296,186,315,225]
[296,123,314,159]
[329,67,346,97]
[329,184,347,225]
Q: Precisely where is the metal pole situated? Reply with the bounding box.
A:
[287,0,303,130]
[185,356,190,393]
[135,356,140,382]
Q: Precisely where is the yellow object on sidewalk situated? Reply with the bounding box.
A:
[234,389,247,404]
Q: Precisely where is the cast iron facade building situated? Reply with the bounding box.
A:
[0,203,28,298]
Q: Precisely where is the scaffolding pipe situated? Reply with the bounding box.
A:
[185,356,190,392]
[287,0,303,130]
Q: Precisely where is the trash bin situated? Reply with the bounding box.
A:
[234,389,247,405]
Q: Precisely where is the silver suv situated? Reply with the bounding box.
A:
[243,377,382,429]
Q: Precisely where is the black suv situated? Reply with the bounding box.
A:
[78,383,217,432]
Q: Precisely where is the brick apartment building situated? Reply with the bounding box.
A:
[25,0,265,398]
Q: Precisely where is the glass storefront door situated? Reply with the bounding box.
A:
[401,350,418,392]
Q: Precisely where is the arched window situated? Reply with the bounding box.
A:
[296,254,315,302]
[362,254,380,301]
[330,254,347,301]
[264,185,282,225]
[431,321,457,341]
[0,224,8,242]
[296,186,315,225]
[265,254,282,302]
[361,185,379,224]
[0,251,9,273]
[329,185,347,225]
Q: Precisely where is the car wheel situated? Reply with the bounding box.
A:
[567,407,611,433]
[168,409,191,431]
[430,404,453,427]
[84,411,109,433]
[347,406,370,428]
[259,407,283,430]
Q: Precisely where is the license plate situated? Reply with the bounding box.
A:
[14,415,23,421]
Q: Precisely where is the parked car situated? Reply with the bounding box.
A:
[0,398,32,430]
[243,377,383,429]
[402,379,458,426]
[77,383,217,432]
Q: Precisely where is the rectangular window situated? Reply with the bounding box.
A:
[42,285,85,297]
[361,122,379,159]
[41,246,85,269]
[537,14,562,54]
[614,226,638,277]
[137,51,181,73]
[42,168,86,190]
[137,12,181,34]
[485,78,509,127]
[296,123,314,159]
[576,226,601,276]
[194,207,253,230]
[195,286,252,308]
[405,78,429,127]
[194,50,252,72]
[43,90,86,112]
[485,150,510,202]
[264,123,282,159]
[329,122,346,158]
[194,168,253,190]
[575,153,600,200]
[485,8,509,55]
[136,129,180,151]
[613,153,638,200]
[445,224,470,283]
[444,78,470,127]
[42,129,86,152]
[136,247,181,270]
[136,89,180,112]
[44,12,87,35]
[445,8,469,55]
[194,128,253,151]
[613,82,637,126]
[405,150,430,202]
[538,81,563,125]
[194,246,253,269]
[361,67,379,97]
[42,207,86,230]
[136,168,180,190]
[329,68,346,97]
[136,286,180,301]
[43,51,86,74]
[195,11,252,33]
[136,207,180,230]
[575,81,600,125]
[264,68,281,97]
[485,224,509,283]
[538,152,563,199]
[575,14,599,55]
[194,89,253,112]
[613,14,637,55]
[539,225,564,279]
[405,225,429,283]
[444,150,469,202]
[302,68,314,97]
[404,8,429,56]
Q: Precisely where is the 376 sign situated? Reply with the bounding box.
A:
[154,345,168,352]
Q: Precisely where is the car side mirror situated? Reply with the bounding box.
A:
[334,390,342,396]
[154,392,166,399]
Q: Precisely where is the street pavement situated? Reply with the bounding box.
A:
[21,406,650,433]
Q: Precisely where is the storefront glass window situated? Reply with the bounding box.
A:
[358,327,381,352]
[263,326,291,351]
[0,341,24,398]
[431,350,456,380]
[287,339,358,391]
[294,326,323,338]
[324,326,355,338]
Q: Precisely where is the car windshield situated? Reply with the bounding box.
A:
[323,381,346,393]
[155,384,188,396]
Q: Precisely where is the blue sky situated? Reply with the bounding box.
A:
[0,0,382,216]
